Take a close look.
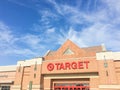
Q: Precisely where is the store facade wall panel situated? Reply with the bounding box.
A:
[44,79,51,90]
[14,66,24,85]
[22,66,30,90]
[29,65,42,85]
[114,61,120,84]
[98,60,117,85]
[0,66,16,90]
[0,71,16,82]
[13,57,43,90]
[90,78,99,89]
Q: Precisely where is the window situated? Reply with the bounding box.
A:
[1,86,10,90]
[63,48,74,55]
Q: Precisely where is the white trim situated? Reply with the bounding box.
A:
[0,80,13,83]
[11,85,21,90]
[11,85,21,88]
[44,76,99,79]
[44,50,50,56]
[99,85,120,89]
[0,65,16,71]
[17,57,43,66]
[96,51,120,60]
[44,73,99,79]
[90,88,99,90]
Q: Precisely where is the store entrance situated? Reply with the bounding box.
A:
[52,78,90,90]
[54,83,89,90]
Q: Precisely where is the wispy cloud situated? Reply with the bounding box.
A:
[48,0,64,15]
[0,21,42,57]
[33,0,120,51]
[8,0,31,8]
[46,28,55,34]
[20,34,41,49]
[66,23,120,51]
[0,22,16,47]
[0,0,120,65]
[102,0,120,12]
[46,23,120,51]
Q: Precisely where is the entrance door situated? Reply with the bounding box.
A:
[54,83,89,90]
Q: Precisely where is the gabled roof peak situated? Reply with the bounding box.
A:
[61,39,80,48]
[65,39,74,43]
[44,39,105,58]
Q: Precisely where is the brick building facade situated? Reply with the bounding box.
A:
[0,40,120,90]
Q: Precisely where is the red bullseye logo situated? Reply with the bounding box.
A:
[47,63,54,71]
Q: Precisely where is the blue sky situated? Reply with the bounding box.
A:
[0,0,120,65]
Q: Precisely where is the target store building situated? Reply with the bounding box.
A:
[0,40,120,90]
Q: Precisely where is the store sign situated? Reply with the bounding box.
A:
[47,61,90,71]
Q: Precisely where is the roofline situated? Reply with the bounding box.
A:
[0,65,16,72]
[44,50,51,56]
